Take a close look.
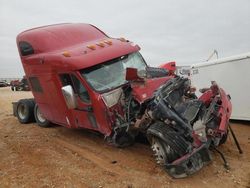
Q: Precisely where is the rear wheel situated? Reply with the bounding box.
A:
[16,99,35,123]
[34,104,51,128]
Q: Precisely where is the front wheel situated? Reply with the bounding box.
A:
[34,104,51,128]
[149,134,191,178]
[147,122,210,178]
[150,136,170,165]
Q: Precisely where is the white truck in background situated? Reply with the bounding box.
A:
[190,52,250,121]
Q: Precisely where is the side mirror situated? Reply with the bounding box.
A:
[61,85,77,109]
[125,67,145,81]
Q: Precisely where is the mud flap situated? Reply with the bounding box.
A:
[165,145,212,178]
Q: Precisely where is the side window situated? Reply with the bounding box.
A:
[60,74,73,87]
[19,41,34,56]
[71,75,91,103]
[29,77,43,93]
[59,74,91,103]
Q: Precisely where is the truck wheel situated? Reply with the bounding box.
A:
[11,86,14,91]
[147,122,189,161]
[149,134,181,164]
[147,122,212,178]
[150,136,169,164]
[147,122,194,178]
[34,104,51,128]
[17,87,22,91]
[16,99,35,123]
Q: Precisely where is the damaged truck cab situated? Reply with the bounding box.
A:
[15,23,234,178]
[16,23,143,134]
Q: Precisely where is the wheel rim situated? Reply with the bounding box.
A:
[36,107,46,123]
[151,137,168,165]
[17,104,27,120]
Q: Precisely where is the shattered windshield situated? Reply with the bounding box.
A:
[81,52,147,92]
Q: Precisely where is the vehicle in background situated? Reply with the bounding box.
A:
[10,77,30,91]
[13,23,238,178]
[191,52,250,121]
[0,80,8,87]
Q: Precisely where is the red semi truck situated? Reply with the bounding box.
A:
[10,76,30,91]
[14,23,239,178]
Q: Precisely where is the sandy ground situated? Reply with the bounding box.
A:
[0,87,249,188]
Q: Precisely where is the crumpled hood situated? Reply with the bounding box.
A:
[131,76,173,103]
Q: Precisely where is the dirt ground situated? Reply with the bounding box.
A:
[0,87,249,188]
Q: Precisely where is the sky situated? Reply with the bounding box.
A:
[0,0,250,78]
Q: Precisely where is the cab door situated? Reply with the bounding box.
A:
[59,73,98,130]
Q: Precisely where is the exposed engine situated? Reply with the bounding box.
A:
[105,67,239,178]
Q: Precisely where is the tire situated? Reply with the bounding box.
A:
[147,122,190,161]
[34,104,51,128]
[150,136,172,164]
[147,122,212,178]
[11,86,14,91]
[16,99,35,123]
[17,87,22,91]
[148,129,183,165]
